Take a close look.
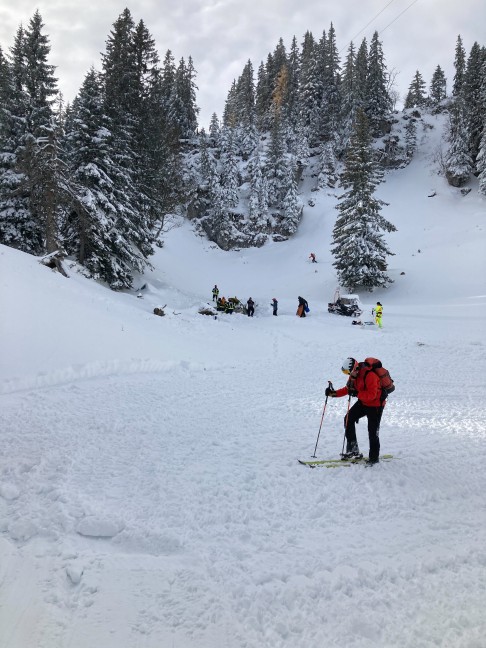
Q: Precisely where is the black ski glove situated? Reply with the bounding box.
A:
[325,387,337,397]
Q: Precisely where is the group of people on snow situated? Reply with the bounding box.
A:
[212,285,384,329]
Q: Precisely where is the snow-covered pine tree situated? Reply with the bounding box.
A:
[404,118,417,159]
[255,61,272,131]
[366,31,391,136]
[478,127,486,195]
[477,60,486,195]
[266,88,288,207]
[101,8,154,287]
[354,39,368,111]
[430,65,447,106]
[0,12,59,254]
[444,97,473,187]
[339,41,357,153]
[452,35,466,97]
[63,68,128,285]
[0,35,38,250]
[332,108,396,290]
[209,113,220,145]
[298,31,321,148]
[247,146,268,230]
[463,42,486,171]
[405,71,427,108]
[219,125,239,209]
[234,60,257,158]
[223,80,237,127]
[319,24,341,142]
[285,36,301,128]
[280,156,302,235]
[317,140,337,188]
[167,56,199,140]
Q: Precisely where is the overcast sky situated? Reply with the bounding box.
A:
[0,0,484,128]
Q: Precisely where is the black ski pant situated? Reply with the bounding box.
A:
[344,401,383,461]
[247,307,254,317]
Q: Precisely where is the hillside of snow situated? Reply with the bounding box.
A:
[1,113,485,648]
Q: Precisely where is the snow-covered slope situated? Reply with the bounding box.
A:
[1,114,485,648]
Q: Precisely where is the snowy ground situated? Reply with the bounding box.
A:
[1,114,486,647]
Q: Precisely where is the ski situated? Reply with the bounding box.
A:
[298,454,394,468]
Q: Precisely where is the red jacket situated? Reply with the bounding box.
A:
[335,364,383,407]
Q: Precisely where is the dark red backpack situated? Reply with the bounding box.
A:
[364,357,395,401]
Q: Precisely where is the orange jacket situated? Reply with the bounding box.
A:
[335,363,383,407]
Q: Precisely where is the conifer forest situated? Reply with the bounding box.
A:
[0,9,485,290]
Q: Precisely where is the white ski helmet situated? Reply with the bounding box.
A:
[342,357,357,375]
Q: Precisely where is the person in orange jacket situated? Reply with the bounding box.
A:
[325,357,384,464]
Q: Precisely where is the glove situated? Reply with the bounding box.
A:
[325,387,337,397]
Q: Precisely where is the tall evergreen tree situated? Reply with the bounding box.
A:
[255,60,272,131]
[404,70,427,108]
[332,109,396,290]
[354,38,368,110]
[404,118,417,158]
[444,97,473,186]
[477,60,486,195]
[0,11,59,253]
[452,35,466,97]
[100,8,154,286]
[463,42,485,169]
[285,36,301,127]
[219,125,239,209]
[64,68,127,284]
[430,65,447,105]
[299,31,321,147]
[280,156,302,233]
[366,32,390,135]
[320,23,341,141]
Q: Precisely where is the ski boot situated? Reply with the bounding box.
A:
[341,443,363,461]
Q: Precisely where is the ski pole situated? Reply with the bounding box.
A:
[312,381,334,458]
[340,394,352,457]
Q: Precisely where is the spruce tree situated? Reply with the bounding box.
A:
[452,35,466,97]
[430,65,447,105]
[0,12,59,254]
[339,41,358,151]
[444,97,473,186]
[280,157,302,234]
[405,118,417,158]
[219,125,239,209]
[366,32,390,136]
[319,23,341,141]
[100,8,154,287]
[478,61,486,195]
[299,31,321,147]
[404,71,427,108]
[332,109,396,290]
[63,68,129,284]
[463,42,485,169]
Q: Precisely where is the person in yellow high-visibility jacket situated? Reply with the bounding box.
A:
[373,302,383,328]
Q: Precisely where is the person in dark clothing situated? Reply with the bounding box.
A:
[271,298,278,316]
[309,253,317,263]
[246,298,255,317]
[325,357,385,465]
[297,296,308,317]
[212,285,219,301]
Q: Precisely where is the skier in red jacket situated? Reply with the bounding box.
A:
[325,357,384,464]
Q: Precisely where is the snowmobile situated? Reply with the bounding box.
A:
[328,292,363,317]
